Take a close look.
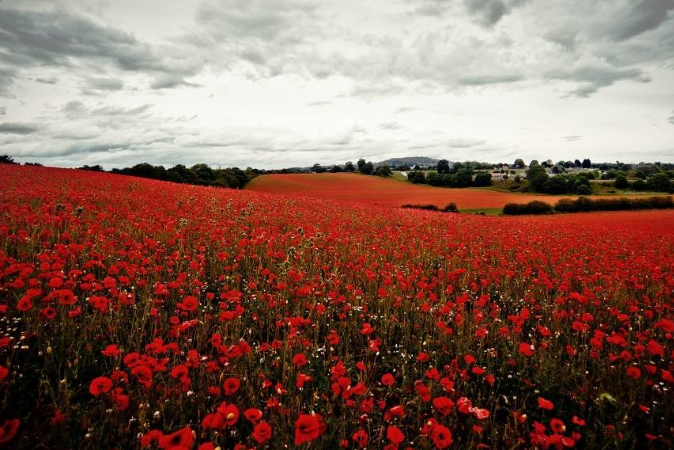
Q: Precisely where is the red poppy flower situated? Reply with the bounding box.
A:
[550,418,566,434]
[0,419,19,444]
[178,296,199,312]
[381,373,395,386]
[56,289,76,305]
[244,408,263,423]
[472,407,490,420]
[89,376,113,396]
[432,396,455,416]
[518,342,534,357]
[292,353,307,367]
[16,296,32,311]
[252,421,272,443]
[352,429,368,448]
[202,413,224,431]
[386,425,405,445]
[158,426,194,450]
[431,424,453,449]
[217,403,239,426]
[102,344,121,357]
[538,397,554,410]
[572,416,586,426]
[223,377,240,395]
[294,413,326,445]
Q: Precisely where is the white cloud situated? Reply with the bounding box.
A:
[0,0,672,168]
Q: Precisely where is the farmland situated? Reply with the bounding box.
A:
[246,173,658,211]
[1,165,674,449]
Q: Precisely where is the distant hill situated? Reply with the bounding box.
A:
[374,156,442,168]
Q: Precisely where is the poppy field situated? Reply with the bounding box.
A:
[1,164,674,449]
[246,173,644,211]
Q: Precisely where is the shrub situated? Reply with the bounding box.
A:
[554,196,674,213]
[408,171,426,184]
[544,176,570,194]
[502,201,554,215]
[632,179,647,191]
[401,204,438,211]
[473,172,492,187]
[401,203,460,213]
[648,173,671,192]
[576,184,591,195]
[614,175,628,189]
[442,203,459,213]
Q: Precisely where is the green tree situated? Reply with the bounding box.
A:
[437,159,450,174]
[633,179,647,191]
[376,165,392,177]
[311,163,326,173]
[360,162,374,175]
[191,164,216,182]
[344,161,355,172]
[614,175,628,189]
[576,184,591,195]
[0,155,17,164]
[513,158,525,169]
[648,173,671,192]
[544,176,570,194]
[454,169,473,187]
[526,164,549,192]
[582,159,592,169]
[408,171,426,184]
[473,172,492,187]
[357,159,366,171]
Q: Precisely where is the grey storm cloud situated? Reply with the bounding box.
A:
[0,0,672,169]
[0,8,204,90]
[546,61,650,98]
[0,67,15,95]
[0,122,40,134]
[458,73,523,85]
[85,77,124,91]
[35,77,57,84]
[413,0,527,25]
[607,0,674,41]
[464,0,509,25]
[195,0,318,42]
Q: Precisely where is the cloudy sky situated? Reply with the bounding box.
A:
[0,0,673,169]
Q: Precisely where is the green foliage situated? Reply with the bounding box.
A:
[401,203,459,213]
[113,163,253,189]
[360,162,374,175]
[614,175,628,189]
[632,179,647,191]
[473,172,492,187]
[79,165,104,172]
[408,171,426,184]
[375,165,392,177]
[502,201,554,215]
[555,196,674,213]
[0,154,17,164]
[526,165,549,192]
[543,176,569,194]
[647,173,671,192]
[575,184,591,195]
